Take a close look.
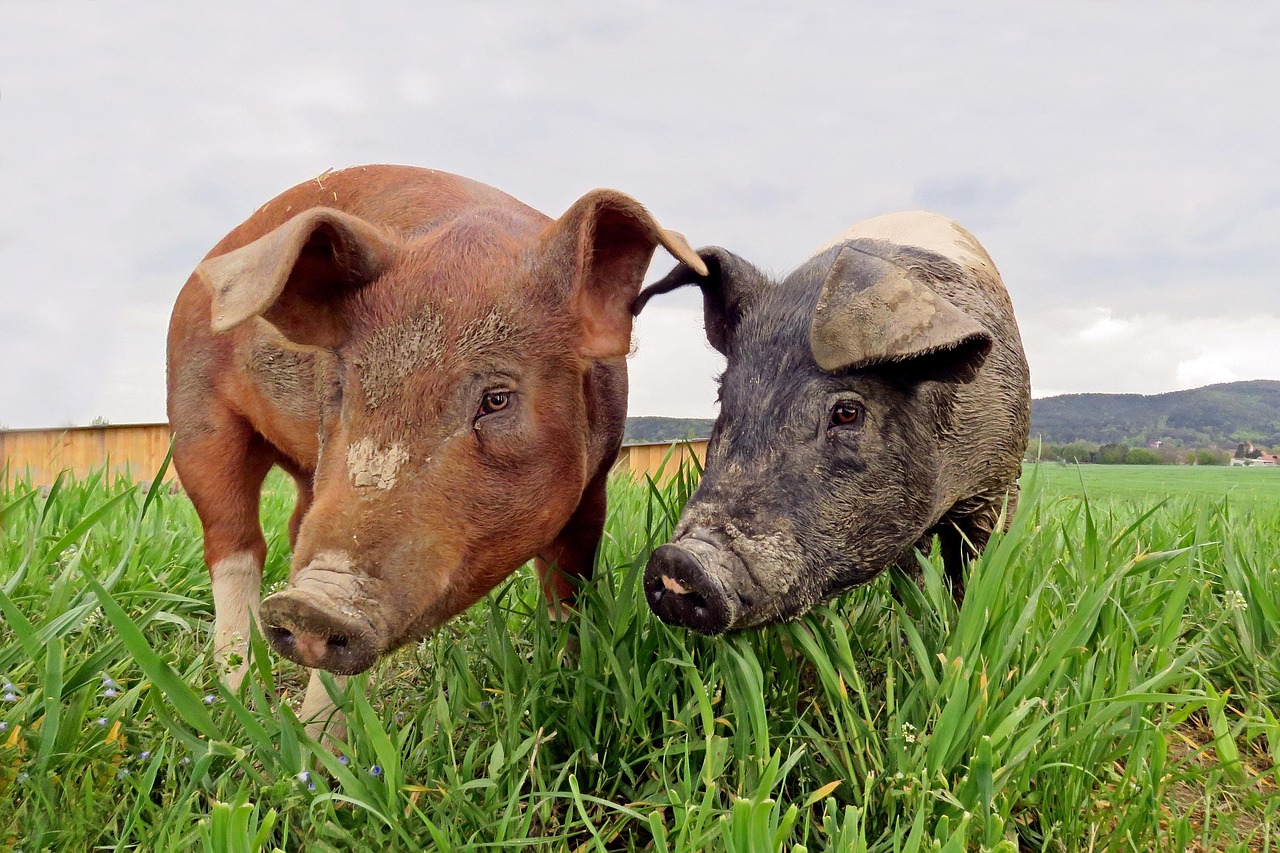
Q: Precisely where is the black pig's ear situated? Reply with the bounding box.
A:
[810,245,992,381]
[633,248,768,355]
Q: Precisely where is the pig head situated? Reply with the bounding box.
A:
[167,165,706,682]
[633,211,1030,635]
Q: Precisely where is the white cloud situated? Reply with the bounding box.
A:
[1175,355,1240,389]
[1077,310,1134,344]
[1023,310,1280,397]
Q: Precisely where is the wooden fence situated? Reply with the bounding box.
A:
[1,423,708,488]
[1,423,175,488]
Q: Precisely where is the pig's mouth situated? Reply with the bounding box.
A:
[259,559,386,675]
[644,531,755,635]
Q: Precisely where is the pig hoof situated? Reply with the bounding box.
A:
[644,544,730,635]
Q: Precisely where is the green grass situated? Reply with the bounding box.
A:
[1025,462,1280,507]
[1,461,1278,850]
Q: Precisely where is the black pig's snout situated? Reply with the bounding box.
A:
[644,544,731,635]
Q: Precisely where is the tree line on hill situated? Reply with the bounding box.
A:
[1025,440,1233,466]
[1030,380,1280,450]
[624,417,715,443]
[627,381,1280,466]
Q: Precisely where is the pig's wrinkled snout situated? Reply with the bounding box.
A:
[260,588,378,675]
[645,540,735,635]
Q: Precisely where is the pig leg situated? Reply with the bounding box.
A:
[300,669,347,747]
[275,457,314,550]
[173,412,274,692]
[535,466,609,619]
[938,487,1017,604]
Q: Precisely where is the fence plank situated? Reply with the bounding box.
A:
[2,424,708,488]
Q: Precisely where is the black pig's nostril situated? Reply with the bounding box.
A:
[329,635,348,649]
[682,590,709,610]
[643,544,730,635]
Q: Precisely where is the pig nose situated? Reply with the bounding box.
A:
[259,589,378,675]
[644,544,731,635]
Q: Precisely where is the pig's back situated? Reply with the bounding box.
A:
[812,211,1030,511]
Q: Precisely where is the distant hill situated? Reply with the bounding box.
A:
[628,381,1280,449]
[624,417,715,443]
[1030,380,1280,447]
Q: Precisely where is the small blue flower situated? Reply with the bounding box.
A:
[297,770,310,783]
[369,765,382,778]
[1,682,14,693]
[101,675,119,689]
[180,756,191,766]
[337,754,350,766]
[16,771,29,783]
[202,694,217,705]
[0,721,8,733]
[138,750,151,761]
[95,717,109,727]
[2,692,17,703]
[116,767,130,778]
[479,700,489,710]
[307,780,316,791]
[101,688,119,699]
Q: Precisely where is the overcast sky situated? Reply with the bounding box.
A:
[2,1,1278,429]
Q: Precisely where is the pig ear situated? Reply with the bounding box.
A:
[810,245,992,380]
[633,247,768,356]
[545,189,709,359]
[197,208,397,348]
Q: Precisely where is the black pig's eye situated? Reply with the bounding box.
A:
[478,390,512,418]
[828,401,864,429]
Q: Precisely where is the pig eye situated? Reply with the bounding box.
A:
[477,389,513,418]
[828,401,864,429]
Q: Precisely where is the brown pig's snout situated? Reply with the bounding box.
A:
[259,586,380,676]
[644,530,744,635]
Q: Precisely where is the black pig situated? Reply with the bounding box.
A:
[633,211,1030,634]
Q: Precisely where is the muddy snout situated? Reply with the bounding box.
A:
[644,532,746,635]
[259,575,381,675]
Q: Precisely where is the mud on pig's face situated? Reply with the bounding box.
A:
[197,193,707,671]
[634,244,992,634]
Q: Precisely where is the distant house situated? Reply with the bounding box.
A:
[1231,441,1279,467]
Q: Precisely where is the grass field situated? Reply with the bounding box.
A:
[1,461,1278,850]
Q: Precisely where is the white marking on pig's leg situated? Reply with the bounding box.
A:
[210,551,262,692]
[346,438,410,490]
[301,668,348,747]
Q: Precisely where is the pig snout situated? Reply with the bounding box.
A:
[644,530,750,635]
[259,562,383,675]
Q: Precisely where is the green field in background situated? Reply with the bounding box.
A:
[1025,462,1280,508]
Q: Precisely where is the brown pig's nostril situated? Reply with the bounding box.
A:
[265,623,296,650]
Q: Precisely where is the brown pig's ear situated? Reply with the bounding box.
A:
[810,245,992,381]
[197,208,397,348]
[633,247,770,356]
[545,189,709,359]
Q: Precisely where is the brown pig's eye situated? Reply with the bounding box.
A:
[829,401,864,429]
[478,390,512,418]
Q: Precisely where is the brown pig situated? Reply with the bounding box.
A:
[166,165,705,724]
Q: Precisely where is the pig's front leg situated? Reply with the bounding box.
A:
[300,669,348,748]
[211,551,264,691]
[535,466,609,620]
